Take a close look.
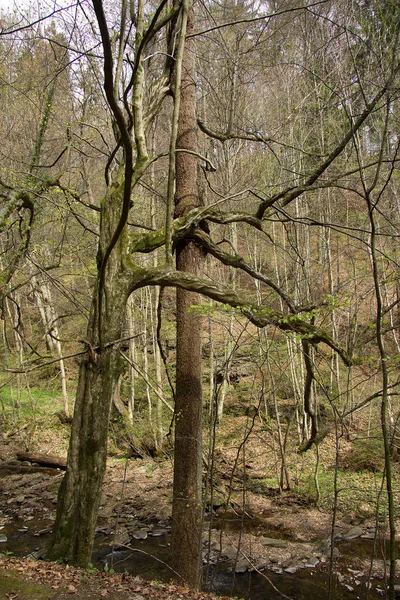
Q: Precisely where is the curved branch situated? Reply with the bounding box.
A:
[129,268,353,366]
[192,229,296,312]
[92,0,135,346]
[127,205,263,254]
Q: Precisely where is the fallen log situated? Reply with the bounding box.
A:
[16,452,67,470]
[0,464,62,475]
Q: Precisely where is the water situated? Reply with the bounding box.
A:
[0,518,389,600]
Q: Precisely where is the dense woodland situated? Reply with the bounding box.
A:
[0,0,400,597]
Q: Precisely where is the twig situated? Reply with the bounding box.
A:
[5,333,146,373]
[111,543,185,583]
[225,533,294,600]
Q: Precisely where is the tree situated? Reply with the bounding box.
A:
[1,0,399,591]
[169,0,205,588]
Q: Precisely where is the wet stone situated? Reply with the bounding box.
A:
[285,565,299,574]
[270,566,284,574]
[34,528,52,536]
[132,529,148,540]
[148,529,168,537]
[235,558,249,573]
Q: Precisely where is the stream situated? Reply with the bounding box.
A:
[1,515,392,600]
[0,466,397,599]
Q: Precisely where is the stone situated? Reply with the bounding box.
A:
[285,565,299,574]
[148,529,168,537]
[28,548,47,559]
[356,502,374,518]
[132,529,148,540]
[114,529,130,546]
[0,534,7,543]
[342,526,363,540]
[261,537,288,548]
[235,558,249,573]
[221,547,238,560]
[34,528,52,536]
[98,506,114,518]
[304,556,319,568]
[271,566,284,574]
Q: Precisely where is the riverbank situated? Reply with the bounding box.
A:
[1,414,399,599]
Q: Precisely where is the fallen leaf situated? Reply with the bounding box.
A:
[67,584,77,594]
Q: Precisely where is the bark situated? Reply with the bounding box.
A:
[172,244,204,588]
[170,3,204,589]
[47,337,125,565]
[47,166,130,567]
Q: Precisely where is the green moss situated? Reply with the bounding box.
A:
[0,569,55,599]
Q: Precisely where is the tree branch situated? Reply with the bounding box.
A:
[255,65,400,219]
[192,229,296,312]
[129,268,353,366]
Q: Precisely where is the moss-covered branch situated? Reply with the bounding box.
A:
[192,228,295,312]
[127,205,263,255]
[129,267,353,366]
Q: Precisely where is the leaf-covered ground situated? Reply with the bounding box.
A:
[0,556,233,600]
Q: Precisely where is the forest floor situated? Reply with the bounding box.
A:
[1,413,400,599]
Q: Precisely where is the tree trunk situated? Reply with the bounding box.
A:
[170,3,205,589]
[47,166,129,567]
[47,335,124,565]
[172,244,204,588]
